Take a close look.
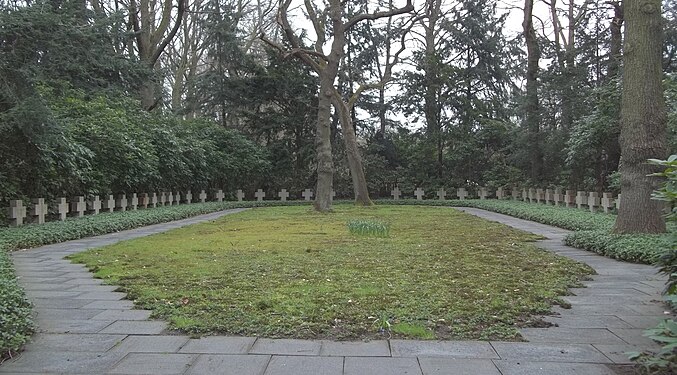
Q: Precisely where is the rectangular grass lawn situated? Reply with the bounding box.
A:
[70,205,592,341]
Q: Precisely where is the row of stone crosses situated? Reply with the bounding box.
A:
[5,186,618,227]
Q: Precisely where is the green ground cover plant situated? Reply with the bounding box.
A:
[70,205,592,341]
[0,250,33,362]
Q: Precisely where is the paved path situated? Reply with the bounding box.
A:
[0,207,673,375]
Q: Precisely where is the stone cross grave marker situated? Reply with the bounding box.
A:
[536,188,544,204]
[478,187,488,200]
[87,196,101,215]
[545,189,553,204]
[174,192,181,205]
[159,192,167,206]
[528,188,536,203]
[457,188,468,201]
[167,192,174,206]
[70,196,86,217]
[31,198,48,224]
[564,190,575,207]
[185,190,192,205]
[588,192,600,213]
[199,190,207,203]
[522,188,529,202]
[215,190,225,202]
[553,188,563,206]
[102,195,115,212]
[139,193,149,209]
[237,189,246,202]
[150,193,158,208]
[331,190,337,201]
[8,200,27,227]
[129,193,139,211]
[601,193,614,214]
[302,189,313,201]
[391,186,401,200]
[116,194,128,212]
[575,191,587,209]
[615,194,621,210]
[436,189,446,200]
[496,187,505,200]
[278,189,289,201]
[415,188,425,201]
[256,189,266,202]
[512,188,520,200]
[56,198,69,221]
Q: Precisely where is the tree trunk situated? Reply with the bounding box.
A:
[608,1,624,78]
[523,0,542,182]
[333,98,373,206]
[613,0,668,234]
[314,77,335,212]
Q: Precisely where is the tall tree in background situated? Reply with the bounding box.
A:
[264,0,413,211]
[523,0,542,182]
[614,0,668,233]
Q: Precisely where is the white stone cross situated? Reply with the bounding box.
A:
[159,192,167,206]
[56,198,69,220]
[545,189,553,204]
[150,193,158,208]
[615,194,621,210]
[185,190,192,204]
[255,189,265,202]
[199,190,207,203]
[129,193,139,211]
[116,194,128,211]
[87,196,101,215]
[391,186,401,200]
[512,189,520,200]
[564,190,576,207]
[278,189,289,201]
[331,190,337,201]
[535,188,544,204]
[31,198,48,224]
[414,188,425,201]
[302,189,314,201]
[528,188,536,203]
[167,192,174,206]
[478,187,488,200]
[587,192,600,213]
[522,188,529,202]
[436,189,446,200]
[174,192,181,205]
[496,187,505,200]
[575,191,587,209]
[601,193,615,214]
[457,188,468,201]
[70,196,86,217]
[553,188,563,206]
[102,195,115,212]
[8,200,27,227]
[237,189,246,202]
[215,190,225,202]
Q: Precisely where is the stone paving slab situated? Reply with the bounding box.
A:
[178,336,256,354]
[108,353,198,374]
[263,356,343,375]
[344,357,422,375]
[2,207,674,375]
[185,354,271,375]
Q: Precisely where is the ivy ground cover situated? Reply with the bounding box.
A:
[70,205,592,341]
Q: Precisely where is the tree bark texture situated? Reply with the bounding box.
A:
[613,0,668,234]
[523,0,542,182]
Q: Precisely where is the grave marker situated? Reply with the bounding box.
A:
[199,190,207,203]
[545,189,553,204]
[478,187,488,200]
[185,190,192,205]
[159,192,167,206]
[255,189,265,201]
[436,189,446,200]
[167,192,174,206]
[553,188,563,206]
[575,191,587,209]
[616,194,622,210]
[564,190,576,208]
[496,187,505,200]
[302,189,313,201]
[139,193,149,209]
[31,198,48,224]
[512,188,521,200]
[56,198,69,220]
[215,190,224,202]
[173,192,181,205]
[278,189,289,201]
[87,196,101,215]
[116,194,128,212]
[588,192,600,213]
[331,190,337,201]
[70,196,86,217]
[457,188,468,201]
[601,193,615,214]
[522,188,529,202]
[150,193,158,208]
[536,188,544,204]
[528,188,536,203]
[237,189,246,202]
[102,195,115,212]
[414,188,425,201]
[8,200,26,227]
[129,193,139,211]
[391,186,401,200]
